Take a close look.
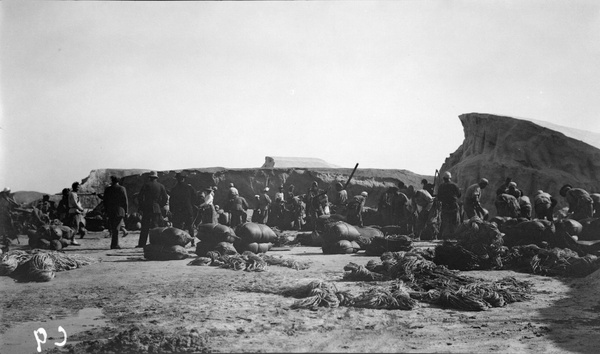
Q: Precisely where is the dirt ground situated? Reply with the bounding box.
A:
[1,230,600,354]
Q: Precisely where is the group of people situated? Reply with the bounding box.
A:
[2,169,599,251]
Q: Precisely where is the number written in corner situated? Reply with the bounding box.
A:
[33,326,67,352]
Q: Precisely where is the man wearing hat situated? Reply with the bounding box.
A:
[169,172,197,245]
[464,178,489,220]
[103,176,128,249]
[559,184,594,221]
[136,171,168,248]
[436,172,462,239]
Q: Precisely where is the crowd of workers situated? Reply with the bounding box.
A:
[1,170,599,252]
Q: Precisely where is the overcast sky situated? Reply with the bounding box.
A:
[1,0,599,193]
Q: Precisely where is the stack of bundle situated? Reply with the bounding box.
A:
[144,227,193,261]
[0,249,96,282]
[320,221,361,254]
[195,223,240,257]
[27,224,74,251]
[364,235,413,256]
[234,222,276,254]
[434,216,506,270]
[252,252,531,312]
[345,252,532,311]
[503,245,600,277]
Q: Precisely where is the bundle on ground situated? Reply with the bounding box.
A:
[1,249,96,280]
[434,217,506,270]
[259,254,311,270]
[11,253,56,282]
[347,252,532,311]
[187,250,267,272]
[364,235,413,256]
[503,245,600,277]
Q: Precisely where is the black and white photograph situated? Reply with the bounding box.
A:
[1,1,600,353]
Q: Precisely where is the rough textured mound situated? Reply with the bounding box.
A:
[74,167,432,212]
[262,156,341,168]
[439,113,600,212]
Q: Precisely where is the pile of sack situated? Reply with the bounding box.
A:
[195,222,276,257]
[26,223,75,251]
[234,222,276,254]
[144,227,194,261]
[320,221,362,254]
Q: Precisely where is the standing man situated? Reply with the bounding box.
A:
[533,190,557,221]
[378,186,396,226]
[68,182,85,243]
[136,171,168,248]
[464,178,489,220]
[306,182,324,230]
[169,172,197,246]
[103,176,128,250]
[224,191,249,228]
[559,184,594,221]
[436,172,462,239]
[199,187,218,224]
[257,187,272,224]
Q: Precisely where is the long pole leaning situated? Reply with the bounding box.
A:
[343,163,359,190]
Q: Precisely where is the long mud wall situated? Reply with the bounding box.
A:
[78,167,433,212]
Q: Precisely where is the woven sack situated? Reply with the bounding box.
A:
[322,240,360,254]
[556,219,583,236]
[579,218,600,241]
[149,227,193,247]
[322,221,361,242]
[355,226,384,248]
[144,244,189,261]
[236,223,277,243]
[197,223,239,243]
[50,239,63,251]
[240,242,272,254]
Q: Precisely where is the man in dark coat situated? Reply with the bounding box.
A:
[436,171,462,239]
[136,171,168,248]
[224,193,249,228]
[169,172,197,246]
[103,176,128,249]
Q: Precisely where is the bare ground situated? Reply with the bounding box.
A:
[1,230,600,354]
